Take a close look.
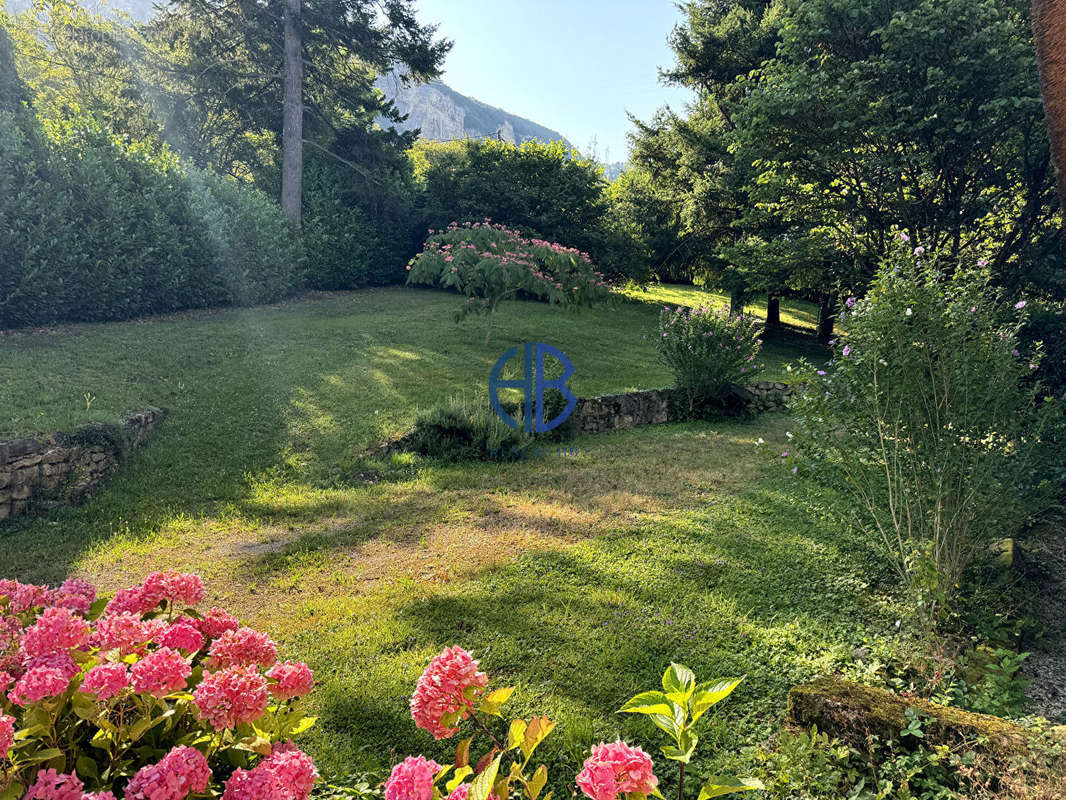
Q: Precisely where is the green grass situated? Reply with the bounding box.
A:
[0,285,894,794]
[622,283,820,332]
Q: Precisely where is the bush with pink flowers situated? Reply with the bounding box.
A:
[406,221,612,342]
[0,573,318,800]
[384,650,759,800]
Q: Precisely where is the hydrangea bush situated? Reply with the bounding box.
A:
[384,650,759,800]
[656,306,763,410]
[0,573,318,800]
[405,220,612,342]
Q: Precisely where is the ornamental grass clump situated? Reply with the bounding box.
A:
[656,306,763,410]
[0,573,318,800]
[405,220,612,342]
[785,237,1062,622]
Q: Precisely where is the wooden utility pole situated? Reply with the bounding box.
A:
[281,0,303,225]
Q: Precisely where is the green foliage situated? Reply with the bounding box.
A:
[656,306,764,403]
[0,111,303,328]
[408,396,527,462]
[412,139,645,283]
[620,664,762,800]
[786,242,1062,618]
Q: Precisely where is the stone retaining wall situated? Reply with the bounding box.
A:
[572,382,800,433]
[0,407,164,523]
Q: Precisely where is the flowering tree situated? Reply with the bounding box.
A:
[383,649,759,800]
[406,220,612,343]
[656,306,764,411]
[0,573,318,800]
[784,238,1062,620]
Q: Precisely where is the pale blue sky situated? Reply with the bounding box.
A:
[413,0,693,162]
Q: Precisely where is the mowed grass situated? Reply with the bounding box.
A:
[0,285,895,792]
[622,283,820,332]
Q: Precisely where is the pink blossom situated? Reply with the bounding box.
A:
[54,578,95,616]
[195,607,241,640]
[24,769,83,800]
[845,297,856,308]
[208,627,278,669]
[576,741,658,800]
[222,768,285,800]
[131,647,191,697]
[94,612,163,654]
[266,661,314,701]
[1015,300,1027,310]
[21,607,90,658]
[842,345,852,357]
[193,665,269,729]
[80,662,130,700]
[260,743,319,800]
[0,712,13,754]
[384,756,441,800]
[104,585,157,617]
[409,646,488,739]
[899,232,910,242]
[447,786,501,800]
[8,665,70,706]
[0,581,55,613]
[141,571,206,609]
[158,621,205,654]
[0,671,11,694]
[126,746,211,800]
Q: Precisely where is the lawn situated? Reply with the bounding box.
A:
[0,286,894,793]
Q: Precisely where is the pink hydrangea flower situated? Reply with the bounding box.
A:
[447,786,500,800]
[409,646,488,739]
[0,713,14,754]
[221,767,286,800]
[195,607,241,640]
[384,756,441,800]
[80,662,130,701]
[131,647,191,697]
[21,607,90,658]
[576,741,658,800]
[260,742,319,800]
[83,793,118,800]
[126,746,211,800]
[159,621,205,654]
[23,769,83,800]
[22,650,79,679]
[209,627,278,669]
[266,661,314,701]
[8,665,70,706]
[142,571,206,609]
[94,613,164,655]
[1,581,55,613]
[0,671,11,694]
[54,578,96,616]
[193,665,269,729]
[104,585,158,617]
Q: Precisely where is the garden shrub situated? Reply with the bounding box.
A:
[0,572,318,800]
[384,652,759,800]
[408,396,527,461]
[786,238,1062,620]
[406,220,612,342]
[656,305,764,410]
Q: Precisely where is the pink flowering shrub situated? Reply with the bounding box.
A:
[386,655,759,800]
[0,573,317,800]
[406,220,612,342]
[656,306,763,409]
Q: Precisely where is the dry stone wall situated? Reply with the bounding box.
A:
[0,407,163,523]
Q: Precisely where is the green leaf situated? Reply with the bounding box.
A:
[619,691,675,717]
[480,686,515,717]
[648,711,683,741]
[289,715,317,736]
[660,729,698,764]
[662,664,696,702]
[526,764,548,800]
[446,766,473,792]
[468,755,502,800]
[690,679,743,722]
[75,756,99,779]
[507,720,527,751]
[521,717,554,761]
[22,748,63,764]
[696,777,764,800]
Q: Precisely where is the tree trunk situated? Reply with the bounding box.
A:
[729,287,745,315]
[817,295,835,343]
[281,0,303,226]
[765,293,781,329]
[1033,0,1066,213]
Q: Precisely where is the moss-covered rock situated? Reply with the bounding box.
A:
[787,676,1030,755]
